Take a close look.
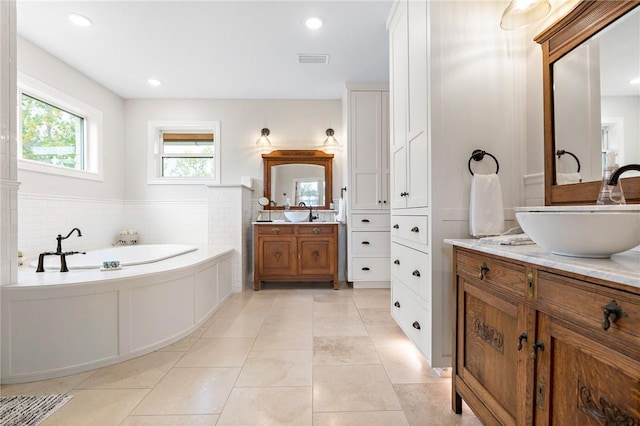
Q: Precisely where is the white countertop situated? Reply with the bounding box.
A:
[444,239,640,290]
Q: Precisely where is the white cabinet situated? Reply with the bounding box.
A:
[344,84,391,288]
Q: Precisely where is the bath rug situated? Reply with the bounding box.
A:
[0,394,73,426]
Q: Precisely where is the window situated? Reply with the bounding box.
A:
[18,73,103,180]
[148,121,221,184]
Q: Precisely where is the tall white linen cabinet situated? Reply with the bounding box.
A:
[386,0,524,369]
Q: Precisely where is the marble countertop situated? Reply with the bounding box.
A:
[444,239,640,290]
[252,221,342,225]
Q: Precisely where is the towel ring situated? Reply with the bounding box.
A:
[556,149,581,173]
[468,149,499,176]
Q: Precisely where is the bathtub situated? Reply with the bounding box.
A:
[2,245,234,384]
[30,244,199,270]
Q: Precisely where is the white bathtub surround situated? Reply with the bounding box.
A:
[208,185,253,292]
[2,246,233,384]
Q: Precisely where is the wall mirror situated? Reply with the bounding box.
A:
[262,150,333,210]
[535,0,640,205]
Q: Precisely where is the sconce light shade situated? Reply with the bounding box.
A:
[323,128,338,147]
[256,128,271,147]
[500,0,551,30]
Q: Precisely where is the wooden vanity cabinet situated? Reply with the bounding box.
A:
[254,223,338,290]
[452,246,640,425]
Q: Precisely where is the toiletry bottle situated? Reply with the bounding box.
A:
[284,198,291,210]
[597,152,626,205]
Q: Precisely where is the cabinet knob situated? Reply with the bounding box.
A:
[393,259,400,265]
[361,241,370,245]
[393,224,399,229]
[601,300,627,331]
[411,226,419,233]
[394,301,401,308]
[517,332,528,351]
[479,263,490,280]
[361,219,370,223]
[412,321,421,330]
[362,267,370,271]
[531,341,544,360]
[412,270,421,277]
[312,227,321,234]
[271,227,280,234]
[378,200,382,204]
[383,200,387,204]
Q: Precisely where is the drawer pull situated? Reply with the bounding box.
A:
[412,270,421,277]
[271,227,280,234]
[531,341,544,360]
[361,219,370,223]
[394,301,401,308]
[361,241,370,245]
[393,224,400,229]
[362,267,370,271]
[393,259,400,265]
[517,332,528,351]
[400,192,409,197]
[412,321,421,330]
[312,227,321,234]
[411,226,419,233]
[479,263,490,280]
[601,300,627,331]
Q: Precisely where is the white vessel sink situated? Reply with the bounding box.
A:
[514,205,640,258]
[284,211,310,222]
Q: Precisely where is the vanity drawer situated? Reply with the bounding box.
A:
[391,281,431,358]
[297,224,336,236]
[351,257,390,281]
[537,271,640,352]
[255,225,295,235]
[351,231,390,255]
[391,215,428,246]
[351,214,390,229]
[456,249,527,297]
[391,242,430,302]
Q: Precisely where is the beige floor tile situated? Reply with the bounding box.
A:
[313,411,410,426]
[132,367,239,415]
[313,365,401,412]
[313,316,368,337]
[40,389,149,426]
[175,338,253,367]
[0,371,92,396]
[313,336,381,365]
[358,307,396,325]
[252,322,313,350]
[75,352,183,389]
[352,293,392,309]
[313,302,360,318]
[158,334,200,352]
[313,289,354,304]
[377,344,443,384]
[235,350,312,387]
[217,387,312,425]
[120,414,219,425]
[365,322,410,349]
[202,316,264,338]
[393,383,482,426]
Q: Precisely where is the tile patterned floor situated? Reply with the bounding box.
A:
[0,284,482,425]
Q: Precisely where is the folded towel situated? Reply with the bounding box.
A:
[469,173,504,237]
[335,198,346,223]
[556,172,582,184]
[479,234,535,246]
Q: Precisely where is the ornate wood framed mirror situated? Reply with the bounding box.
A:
[262,150,334,210]
[535,0,640,205]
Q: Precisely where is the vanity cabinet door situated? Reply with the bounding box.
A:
[455,275,535,426]
[256,237,296,277]
[298,237,335,277]
[535,312,640,426]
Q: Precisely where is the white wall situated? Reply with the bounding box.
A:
[123,99,343,202]
[602,96,640,167]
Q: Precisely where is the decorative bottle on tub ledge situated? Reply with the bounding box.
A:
[115,230,138,245]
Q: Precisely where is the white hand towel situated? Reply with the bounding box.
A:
[556,172,582,184]
[335,198,346,223]
[469,173,505,237]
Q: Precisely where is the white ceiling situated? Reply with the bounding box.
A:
[16,0,392,100]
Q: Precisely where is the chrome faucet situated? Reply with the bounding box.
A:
[298,202,317,222]
[597,164,640,205]
[36,228,85,272]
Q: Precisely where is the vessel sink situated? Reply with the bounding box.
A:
[284,211,310,222]
[514,205,640,258]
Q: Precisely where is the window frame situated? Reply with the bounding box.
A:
[17,73,104,181]
[148,120,221,185]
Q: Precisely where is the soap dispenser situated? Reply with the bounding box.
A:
[284,198,291,210]
[597,152,626,205]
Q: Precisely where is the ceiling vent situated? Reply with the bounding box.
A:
[297,54,329,64]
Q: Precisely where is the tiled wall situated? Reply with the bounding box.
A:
[523,173,544,206]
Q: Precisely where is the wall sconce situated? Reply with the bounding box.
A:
[323,128,338,148]
[500,0,551,30]
[256,128,271,147]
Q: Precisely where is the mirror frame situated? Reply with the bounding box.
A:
[535,0,640,205]
[262,149,334,210]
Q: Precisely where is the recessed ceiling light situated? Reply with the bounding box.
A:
[147,78,162,87]
[631,77,640,85]
[305,17,323,30]
[68,13,92,27]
